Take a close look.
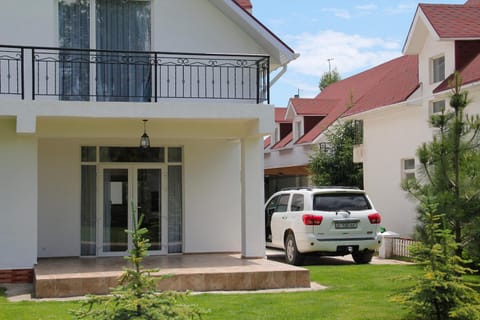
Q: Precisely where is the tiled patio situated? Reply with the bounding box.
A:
[34,253,310,298]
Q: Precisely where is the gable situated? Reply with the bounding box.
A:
[404,1,480,54]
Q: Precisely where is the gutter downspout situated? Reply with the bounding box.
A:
[270,53,300,87]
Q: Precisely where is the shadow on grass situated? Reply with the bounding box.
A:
[267,250,355,266]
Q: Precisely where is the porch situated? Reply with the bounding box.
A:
[34,252,310,298]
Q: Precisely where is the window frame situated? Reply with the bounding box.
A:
[431,55,445,84]
[402,158,416,181]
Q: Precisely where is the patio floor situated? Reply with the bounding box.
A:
[34,252,310,298]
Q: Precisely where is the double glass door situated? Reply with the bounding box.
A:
[100,165,165,255]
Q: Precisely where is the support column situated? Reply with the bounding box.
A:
[0,119,38,270]
[240,136,265,258]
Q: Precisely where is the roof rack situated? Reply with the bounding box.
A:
[280,186,360,191]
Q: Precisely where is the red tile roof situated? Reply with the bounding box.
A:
[296,55,419,144]
[271,132,293,149]
[420,3,480,39]
[264,136,271,149]
[274,107,289,123]
[289,98,337,116]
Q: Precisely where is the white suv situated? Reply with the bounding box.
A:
[265,187,382,265]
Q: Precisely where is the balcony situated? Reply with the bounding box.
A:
[0,45,270,104]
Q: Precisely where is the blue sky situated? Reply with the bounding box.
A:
[252,0,465,106]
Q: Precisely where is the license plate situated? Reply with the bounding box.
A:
[335,222,358,229]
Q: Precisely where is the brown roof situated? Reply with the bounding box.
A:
[420,2,480,39]
[289,98,337,116]
[274,107,289,123]
[296,55,419,144]
[271,132,293,149]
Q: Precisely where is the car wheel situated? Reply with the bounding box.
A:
[352,251,374,264]
[284,233,304,266]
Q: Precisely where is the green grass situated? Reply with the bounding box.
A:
[0,264,424,320]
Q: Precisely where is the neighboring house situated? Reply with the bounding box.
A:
[0,0,297,279]
[347,0,480,237]
[266,0,480,237]
[264,55,418,200]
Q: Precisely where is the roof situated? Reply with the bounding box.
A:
[296,55,419,144]
[419,2,480,39]
[404,1,480,54]
[289,98,337,116]
[274,108,289,123]
[271,132,293,149]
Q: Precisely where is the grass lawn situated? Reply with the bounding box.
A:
[0,264,422,320]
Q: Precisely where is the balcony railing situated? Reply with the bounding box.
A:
[0,45,270,104]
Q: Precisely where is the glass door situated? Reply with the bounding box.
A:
[102,168,129,253]
[135,168,164,252]
[99,165,166,255]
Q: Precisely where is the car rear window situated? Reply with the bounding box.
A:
[313,193,371,211]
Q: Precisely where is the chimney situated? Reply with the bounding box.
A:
[234,0,253,14]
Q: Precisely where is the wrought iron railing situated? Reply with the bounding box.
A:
[0,45,270,104]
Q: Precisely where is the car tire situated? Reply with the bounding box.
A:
[284,233,304,266]
[352,251,374,264]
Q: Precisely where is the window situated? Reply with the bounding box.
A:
[313,193,371,211]
[291,194,304,211]
[402,158,415,181]
[353,120,363,145]
[432,56,445,83]
[431,100,446,114]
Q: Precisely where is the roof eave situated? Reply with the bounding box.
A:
[208,0,298,68]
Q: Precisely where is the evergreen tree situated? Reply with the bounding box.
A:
[308,120,363,188]
[392,197,480,320]
[319,67,341,91]
[403,72,480,264]
[72,205,204,320]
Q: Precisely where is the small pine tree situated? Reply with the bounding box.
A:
[72,205,204,320]
[392,197,480,320]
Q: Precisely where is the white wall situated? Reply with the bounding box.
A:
[37,138,80,257]
[0,0,56,46]
[0,119,38,269]
[0,0,266,56]
[183,139,242,252]
[362,104,431,237]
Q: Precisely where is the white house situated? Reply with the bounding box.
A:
[0,0,297,281]
[346,0,480,237]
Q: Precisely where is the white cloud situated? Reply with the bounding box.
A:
[286,30,402,78]
[321,8,351,19]
[355,4,378,12]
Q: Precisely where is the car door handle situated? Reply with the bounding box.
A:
[282,216,287,220]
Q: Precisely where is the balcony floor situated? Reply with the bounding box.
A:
[33,252,311,298]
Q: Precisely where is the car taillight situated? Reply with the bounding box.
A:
[302,214,323,225]
[368,213,382,224]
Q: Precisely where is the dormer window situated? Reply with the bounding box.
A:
[431,56,445,83]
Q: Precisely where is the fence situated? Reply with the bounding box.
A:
[392,237,417,258]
